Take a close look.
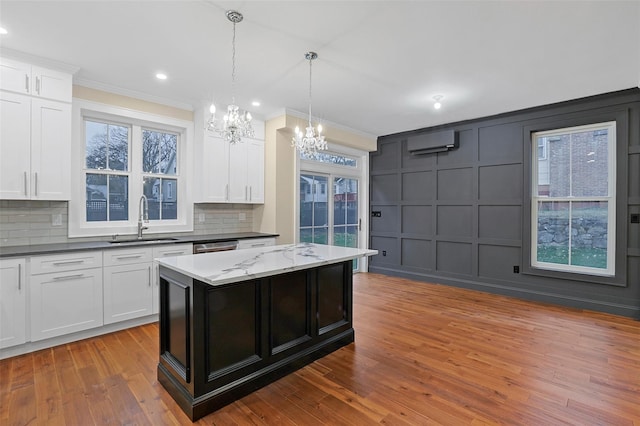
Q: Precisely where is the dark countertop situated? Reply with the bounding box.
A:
[0,232,279,258]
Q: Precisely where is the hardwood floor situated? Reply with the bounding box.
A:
[2,273,639,425]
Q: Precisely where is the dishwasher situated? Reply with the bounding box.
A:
[192,240,238,254]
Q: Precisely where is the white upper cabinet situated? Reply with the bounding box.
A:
[0,92,31,199]
[0,92,71,199]
[229,138,265,203]
[194,107,265,204]
[0,58,72,102]
[196,131,231,203]
[246,138,265,203]
[0,56,72,200]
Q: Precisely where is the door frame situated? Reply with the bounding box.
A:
[295,145,369,272]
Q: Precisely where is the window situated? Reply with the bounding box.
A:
[84,120,130,222]
[142,128,178,220]
[531,121,616,276]
[299,151,357,167]
[70,100,193,237]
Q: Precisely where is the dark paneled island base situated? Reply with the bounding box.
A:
[157,261,354,421]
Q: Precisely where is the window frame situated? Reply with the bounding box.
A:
[530,121,616,277]
[69,99,193,238]
[522,109,628,287]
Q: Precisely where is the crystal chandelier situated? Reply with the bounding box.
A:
[292,51,327,157]
[206,10,254,144]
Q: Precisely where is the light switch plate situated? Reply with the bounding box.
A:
[198,213,206,223]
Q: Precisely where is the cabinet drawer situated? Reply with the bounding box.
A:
[152,243,193,259]
[30,251,102,274]
[237,237,276,250]
[103,247,153,266]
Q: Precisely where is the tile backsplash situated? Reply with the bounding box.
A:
[0,200,254,247]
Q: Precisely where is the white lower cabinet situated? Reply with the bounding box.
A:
[103,247,153,325]
[0,258,27,349]
[2,238,274,356]
[30,252,103,341]
[152,244,192,314]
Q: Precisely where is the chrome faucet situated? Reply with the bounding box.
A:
[137,195,149,239]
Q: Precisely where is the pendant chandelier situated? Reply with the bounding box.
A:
[292,51,327,157]
[206,10,254,144]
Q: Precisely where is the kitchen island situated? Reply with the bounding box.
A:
[156,243,377,420]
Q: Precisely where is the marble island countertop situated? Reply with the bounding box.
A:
[157,243,378,286]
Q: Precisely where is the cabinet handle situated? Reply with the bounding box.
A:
[34,172,38,196]
[148,266,152,287]
[245,185,248,201]
[36,76,41,95]
[25,75,29,93]
[250,186,252,201]
[24,171,28,196]
[226,184,229,201]
[161,251,186,256]
[53,273,84,281]
[52,259,85,266]
[116,254,143,260]
[359,218,362,231]
[18,263,22,290]
[251,243,265,247]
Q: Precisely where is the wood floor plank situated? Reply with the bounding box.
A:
[32,349,64,425]
[1,272,639,425]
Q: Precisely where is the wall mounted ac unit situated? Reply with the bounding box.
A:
[407,129,458,155]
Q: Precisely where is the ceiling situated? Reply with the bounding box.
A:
[1,1,639,138]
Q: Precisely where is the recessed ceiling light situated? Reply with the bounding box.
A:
[433,95,443,110]
[252,101,260,107]
[156,73,168,80]
[0,27,8,35]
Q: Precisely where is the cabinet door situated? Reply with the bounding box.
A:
[30,268,103,341]
[152,244,192,314]
[103,263,153,324]
[0,258,27,349]
[31,66,73,102]
[0,58,30,95]
[30,98,71,200]
[247,139,264,203]
[197,132,230,202]
[0,92,31,199]
[228,141,249,203]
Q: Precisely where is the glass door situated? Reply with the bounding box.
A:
[299,173,360,270]
[299,173,328,244]
[333,177,359,269]
[297,148,367,272]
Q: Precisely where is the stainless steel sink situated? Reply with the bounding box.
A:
[108,237,178,245]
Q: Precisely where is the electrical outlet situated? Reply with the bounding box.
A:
[198,213,206,223]
[52,213,62,227]
[631,214,640,224]
[239,212,246,221]
[371,211,382,217]
[513,265,520,274]
[382,250,387,256]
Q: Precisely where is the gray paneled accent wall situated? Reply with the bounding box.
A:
[370,88,640,318]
